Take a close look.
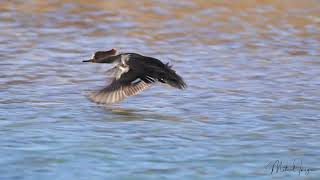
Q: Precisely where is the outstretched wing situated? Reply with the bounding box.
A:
[90,79,151,104]
[90,65,154,104]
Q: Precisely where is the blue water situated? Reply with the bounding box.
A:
[0,1,320,179]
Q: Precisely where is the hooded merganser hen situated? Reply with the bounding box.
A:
[83,49,186,104]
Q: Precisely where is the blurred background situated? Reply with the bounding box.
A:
[0,0,319,179]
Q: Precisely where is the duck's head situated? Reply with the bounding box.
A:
[83,48,118,63]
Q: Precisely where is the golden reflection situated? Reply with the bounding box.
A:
[1,0,319,43]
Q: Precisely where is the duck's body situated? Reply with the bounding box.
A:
[83,49,186,104]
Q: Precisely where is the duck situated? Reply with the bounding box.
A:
[83,49,186,104]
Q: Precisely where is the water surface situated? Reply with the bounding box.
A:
[0,0,320,179]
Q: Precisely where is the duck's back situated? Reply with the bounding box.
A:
[126,53,186,89]
[126,53,166,70]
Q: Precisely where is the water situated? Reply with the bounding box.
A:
[0,1,320,179]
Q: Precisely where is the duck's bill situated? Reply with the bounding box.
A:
[82,59,94,62]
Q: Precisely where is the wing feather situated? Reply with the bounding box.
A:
[89,54,165,104]
[89,80,152,104]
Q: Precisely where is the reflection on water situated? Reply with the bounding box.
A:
[97,105,181,122]
[0,0,320,179]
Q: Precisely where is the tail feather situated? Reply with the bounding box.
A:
[161,63,186,89]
